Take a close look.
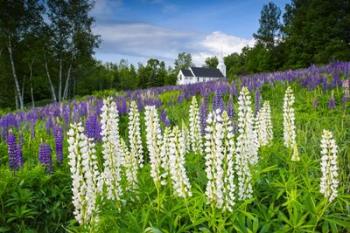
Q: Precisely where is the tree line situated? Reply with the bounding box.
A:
[0,0,349,110]
[224,0,350,78]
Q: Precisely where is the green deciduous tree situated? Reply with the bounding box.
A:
[174,52,193,72]
[204,56,219,68]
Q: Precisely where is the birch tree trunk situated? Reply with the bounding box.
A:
[58,58,62,101]
[29,60,35,108]
[21,75,26,103]
[44,59,57,102]
[15,94,18,109]
[7,36,24,110]
[63,63,72,100]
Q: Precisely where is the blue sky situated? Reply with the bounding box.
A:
[91,0,290,66]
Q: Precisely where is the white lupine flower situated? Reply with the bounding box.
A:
[100,97,123,201]
[204,110,223,207]
[204,109,236,211]
[256,101,273,146]
[236,87,257,200]
[144,105,163,187]
[128,101,144,167]
[160,127,171,185]
[264,101,273,142]
[221,111,236,211]
[181,121,191,153]
[283,87,296,149]
[320,130,339,202]
[68,122,101,225]
[237,87,259,164]
[189,96,203,154]
[120,138,138,190]
[169,126,192,198]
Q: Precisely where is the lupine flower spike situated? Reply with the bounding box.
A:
[100,97,123,201]
[169,126,192,198]
[39,143,53,173]
[205,109,236,211]
[160,127,171,185]
[144,105,163,187]
[181,121,191,153]
[53,125,63,164]
[7,132,23,170]
[283,87,296,149]
[255,101,273,146]
[320,130,339,202]
[67,122,102,225]
[236,87,257,200]
[283,87,299,161]
[128,101,144,167]
[120,138,138,190]
[189,96,203,154]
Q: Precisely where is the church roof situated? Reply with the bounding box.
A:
[190,67,224,78]
[180,69,193,77]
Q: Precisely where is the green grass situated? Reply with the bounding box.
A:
[0,82,349,232]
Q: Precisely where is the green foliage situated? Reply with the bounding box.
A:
[174,52,193,72]
[283,0,350,67]
[224,0,350,76]
[159,90,181,106]
[253,1,282,48]
[204,56,219,68]
[0,82,350,232]
[0,166,73,233]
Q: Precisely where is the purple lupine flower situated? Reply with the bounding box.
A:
[160,110,171,127]
[85,114,101,141]
[136,98,143,111]
[16,144,24,167]
[255,89,261,114]
[72,103,80,123]
[212,92,224,111]
[30,120,36,138]
[7,133,23,170]
[230,82,238,97]
[53,125,63,164]
[328,96,336,109]
[331,73,342,88]
[117,98,128,115]
[227,96,234,118]
[46,117,54,135]
[96,99,104,116]
[39,143,53,173]
[342,96,349,106]
[200,100,207,135]
[177,94,185,103]
[63,105,70,127]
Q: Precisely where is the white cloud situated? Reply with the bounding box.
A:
[94,23,254,66]
[192,31,255,65]
[90,0,123,21]
[94,22,198,63]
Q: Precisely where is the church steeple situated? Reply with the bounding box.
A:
[217,57,226,77]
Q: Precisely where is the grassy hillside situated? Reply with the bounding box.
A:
[0,62,349,232]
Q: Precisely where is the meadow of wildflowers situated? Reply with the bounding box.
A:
[0,62,350,232]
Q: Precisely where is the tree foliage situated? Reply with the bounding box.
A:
[204,56,219,68]
[224,0,350,80]
[174,52,193,72]
[1,0,349,109]
[253,1,281,48]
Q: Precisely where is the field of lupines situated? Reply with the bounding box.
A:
[0,62,350,233]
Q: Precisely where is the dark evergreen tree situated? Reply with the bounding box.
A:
[253,2,281,48]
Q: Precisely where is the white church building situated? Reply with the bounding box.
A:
[177,58,226,85]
